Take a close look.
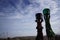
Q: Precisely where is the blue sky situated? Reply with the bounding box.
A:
[0,0,60,38]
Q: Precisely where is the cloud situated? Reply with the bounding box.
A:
[0,0,60,38]
[0,0,58,19]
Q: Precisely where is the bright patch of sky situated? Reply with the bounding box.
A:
[0,0,60,38]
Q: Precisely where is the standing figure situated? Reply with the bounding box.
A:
[43,8,55,40]
[35,13,43,40]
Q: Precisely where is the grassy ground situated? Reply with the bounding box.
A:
[0,35,60,40]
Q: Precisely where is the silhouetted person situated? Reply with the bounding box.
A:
[43,8,55,40]
[35,13,43,40]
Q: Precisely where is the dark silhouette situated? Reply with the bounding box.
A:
[35,13,43,40]
[43,8,55,40]
[7,37,10,40]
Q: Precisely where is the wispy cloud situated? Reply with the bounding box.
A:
[0,0,60,38]
[0,0,59,19]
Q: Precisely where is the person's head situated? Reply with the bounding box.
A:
[43,8,50,15]
[35,13,42,19]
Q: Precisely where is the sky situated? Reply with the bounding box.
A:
[0,0,60,38]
